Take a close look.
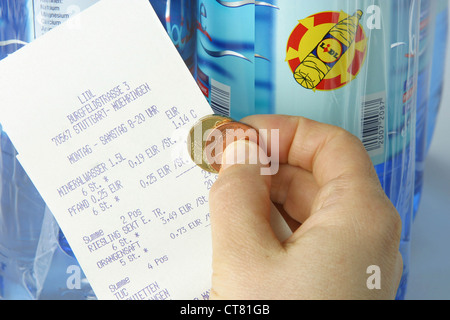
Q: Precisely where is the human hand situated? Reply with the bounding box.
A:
[209,115,403,300]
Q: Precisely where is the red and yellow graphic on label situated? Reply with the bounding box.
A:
[286,10,367,91]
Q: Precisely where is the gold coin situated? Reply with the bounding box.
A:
[188,114,232,173]
[205,121,259,173]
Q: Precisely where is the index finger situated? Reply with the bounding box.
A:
[241,115,378,187]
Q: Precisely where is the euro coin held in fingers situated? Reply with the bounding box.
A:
[188,114,259,174]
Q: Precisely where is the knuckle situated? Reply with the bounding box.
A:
[366,200,402,245]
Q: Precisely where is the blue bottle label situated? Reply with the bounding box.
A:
[150,0,197,75]
[271,1,419,166]
[285,10,367,91]
[33,0,98,37]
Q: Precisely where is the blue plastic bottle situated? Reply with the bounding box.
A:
[426,0,449,152]
[413,0,436,218]
[149,0,197,76]
[33,0,99,300]
[0,0,45,300]
[196,0,255,119]
[201,0,419,300]
[32,0,99,37]
[0,0,98,300]
[375,1,419,300]
[255,1,277,114]
[0,1,33,58]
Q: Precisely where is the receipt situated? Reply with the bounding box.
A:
[0,0,214,300]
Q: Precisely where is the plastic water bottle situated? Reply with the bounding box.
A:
[0,0,98,300]
[413,0,436,218]
[273,0,419,300]
[149,0,197,76]
[196,0,419,300]
[0,0,47,300]
[375,1,419,300]
[196,0,255,118]
[32,0,99,300]
[255,1,277,115]
[32,0,99,37]
[0,1,34,58]
[37,229,96,300]
[426,0,449,152]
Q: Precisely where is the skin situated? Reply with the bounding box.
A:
[209,115,403,300]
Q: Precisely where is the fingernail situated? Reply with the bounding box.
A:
[220,140,268,172]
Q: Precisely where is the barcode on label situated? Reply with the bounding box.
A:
[210,79,231,116]
[361,93,385,157]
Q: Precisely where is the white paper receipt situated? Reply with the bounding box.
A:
[0,0,216,300]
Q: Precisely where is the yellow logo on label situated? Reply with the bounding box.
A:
[317,38,342,63]
[286,10,368,91]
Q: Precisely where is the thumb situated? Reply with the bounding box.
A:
[209,140,282,269]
